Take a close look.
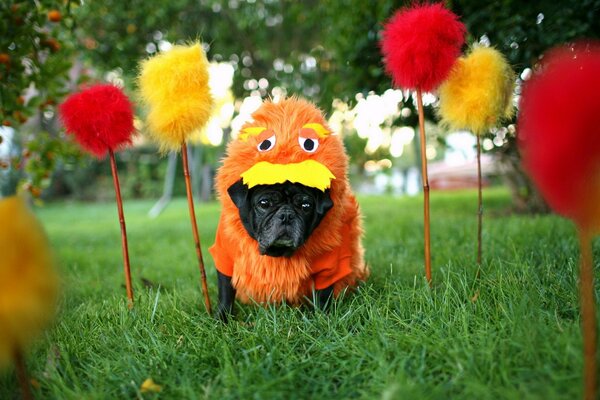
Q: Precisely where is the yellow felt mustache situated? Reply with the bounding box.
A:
[240,160,336,191]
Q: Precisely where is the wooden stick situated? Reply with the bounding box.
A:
[578,229,597,400]
[416,88,432,285]
[181,142,212,315]
[109,149,134,308]
[14,349,33,400]
[476,134,483,267]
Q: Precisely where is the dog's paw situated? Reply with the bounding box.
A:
[214,306,233,323]
[314,285,334,311]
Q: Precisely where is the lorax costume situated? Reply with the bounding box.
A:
[210,98,368,313]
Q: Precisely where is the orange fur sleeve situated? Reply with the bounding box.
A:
[311,215,356,289]
[311,196,360,290]
[209,214,236,277]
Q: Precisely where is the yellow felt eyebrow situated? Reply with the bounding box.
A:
[302,123,330,138]
[239,126,267,142]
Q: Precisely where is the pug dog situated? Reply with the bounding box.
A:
[216,180,334,320]
[228,181,333,257]
[209,98,368,323]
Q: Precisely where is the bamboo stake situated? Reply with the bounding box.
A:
[416,88,432,285]
[578,229,597,400]
[14,349,32,400]
[476,134,483,267]
[181,142,212,314]
[109,149,134,308]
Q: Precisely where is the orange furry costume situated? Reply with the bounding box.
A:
[209,98,368,304]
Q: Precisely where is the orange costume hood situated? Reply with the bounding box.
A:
[209,98,368,304]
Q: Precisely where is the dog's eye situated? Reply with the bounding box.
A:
[298,137,319,153]
[258,199,272,209]
[257,135,276,152]
[301,202,312,211]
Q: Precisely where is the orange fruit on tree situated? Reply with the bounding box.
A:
[42,39,60,52]
[47,10,61,22]
[0,54,10,66]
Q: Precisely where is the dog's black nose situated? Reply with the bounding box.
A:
[278,208,294,223]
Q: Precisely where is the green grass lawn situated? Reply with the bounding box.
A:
[1,187,598,399]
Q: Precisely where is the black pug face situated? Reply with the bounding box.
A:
[228,180,333,257]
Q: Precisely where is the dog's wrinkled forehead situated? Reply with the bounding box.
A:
[251,182,315,200]
[228,180,329,212]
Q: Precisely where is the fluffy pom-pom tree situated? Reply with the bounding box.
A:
[438,46,515,266]
[518,42,600,400]
[60,84,134,158]
[438,46,514,135]
[381,2,465,284]
[60,84,136,307]
[138,42,214,314]
[0,196,58,399]
[139,42,213,152]
[381,2,465,92]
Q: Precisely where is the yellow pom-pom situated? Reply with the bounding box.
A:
[139,42,214,152]
[0,196,58,368]
[438,46,515,135]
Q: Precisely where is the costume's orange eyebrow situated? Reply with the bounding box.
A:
[301,123,330,138]
[239,126,267,142]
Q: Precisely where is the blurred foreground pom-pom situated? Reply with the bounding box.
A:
[518,42,600,232]
[138,42,214,152]
[380,2,466,92]
[438,46,515,134]
[59,84,135,158]
[0,196,58,368]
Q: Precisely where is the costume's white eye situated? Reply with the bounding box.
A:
[298,136,319,153]
[257,135,276,152]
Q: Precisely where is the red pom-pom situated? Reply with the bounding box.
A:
[518,42,600,230]
[381,2,466,92]
[59,84,134,158]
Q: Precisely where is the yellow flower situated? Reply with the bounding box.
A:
[0,196,58,368]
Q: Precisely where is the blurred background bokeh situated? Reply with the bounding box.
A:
[1,0,599,213]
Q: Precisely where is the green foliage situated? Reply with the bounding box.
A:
[43,144,224,201]
[72,0,325,100]
[0,0,81,197]
[318,0,600,209]
[0,189,597,398]
[451,0,600,211]
[45,147,168,201]
[319,0,600,108]
[0,0,76,126]
[317,0,404,109]
[3,0,600,203]
[21,131,82,197]
[453,0,600,68]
